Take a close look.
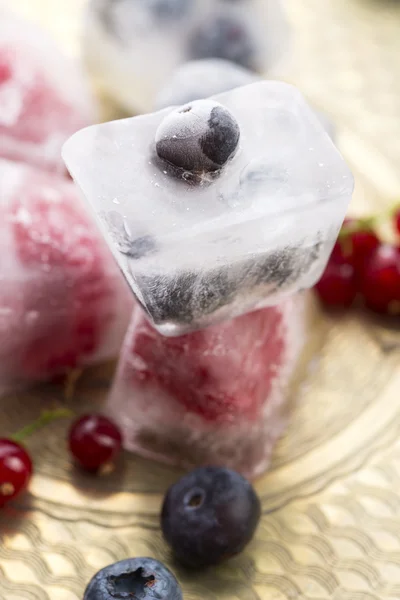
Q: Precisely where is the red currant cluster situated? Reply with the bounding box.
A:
[315,209,400,315]
[0,411,122,508]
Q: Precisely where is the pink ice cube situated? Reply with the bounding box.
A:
[0,159,131,394]
[107,295,305,478]
[0,11,93,174]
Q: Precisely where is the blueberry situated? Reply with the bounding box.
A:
[83,557,182,600]
[188,16,256,70]
[136,271,197,325]
[255,248,298,288]
[161,466,261,568]
[255,241,322,290]
[155,99,240,175]
[137,267,239,326]
[192,268,236,318]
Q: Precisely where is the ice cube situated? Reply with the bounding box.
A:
[155,59,336,140]
[63,81,354,336]
[0,10,94,174]
[84,0,291,114]
[106,294,305,478]
[0,159,132,395]
[154,58,259,110]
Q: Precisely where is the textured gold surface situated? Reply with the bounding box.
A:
[1,0,400,598]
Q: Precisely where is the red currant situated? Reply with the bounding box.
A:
[315,249,357,308]
[359,244,400,315]
[338,218,380,271]
[69,414,122,472]
[0,440,33,508]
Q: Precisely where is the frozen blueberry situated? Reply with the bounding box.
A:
[192,268,236,318]
[161,466,261,568]
[136,271,197,324]
[83,557,182,600]
[255,248,298,288]
[188,16,256,70]
[255,240,322,289]
[155,99,240,174]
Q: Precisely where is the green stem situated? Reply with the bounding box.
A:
[11,408,74,444]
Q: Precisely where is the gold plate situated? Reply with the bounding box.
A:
[1,1,400,598]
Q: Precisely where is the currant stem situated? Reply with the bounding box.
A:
[11,408,74,444]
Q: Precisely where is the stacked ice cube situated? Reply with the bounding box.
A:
[84,0,291,114]
[0,11,132,394]
[0,11,94,174]
[0,160,132,395]
[64,81,352,336]
[106,297,305,478]
[64,81,353,475]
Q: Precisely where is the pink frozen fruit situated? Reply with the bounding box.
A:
[107,296,305,478]
[0,159,131,394]
[0,11,93,174]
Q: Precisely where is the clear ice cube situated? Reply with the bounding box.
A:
[0,10,94,174]
[63,81,354,336]
[84,0,291,114]
[0,159,132,395]
[107,294,306,478]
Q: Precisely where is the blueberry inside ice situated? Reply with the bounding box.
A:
[155,99,240,174]
[188,16,255,70]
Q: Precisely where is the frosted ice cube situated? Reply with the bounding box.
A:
[155,59,336,140]
[0,159,131,395]
[0,10,94,174]
[154,58,259,110]
[107,295,306,478]
[84,0,291,114]
[63,81,354,336]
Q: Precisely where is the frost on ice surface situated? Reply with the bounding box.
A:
[0,159,131,394]
[84,0,291,113]
[107,294,306,478]
[0,10,94,173]
[63,81,354,335]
